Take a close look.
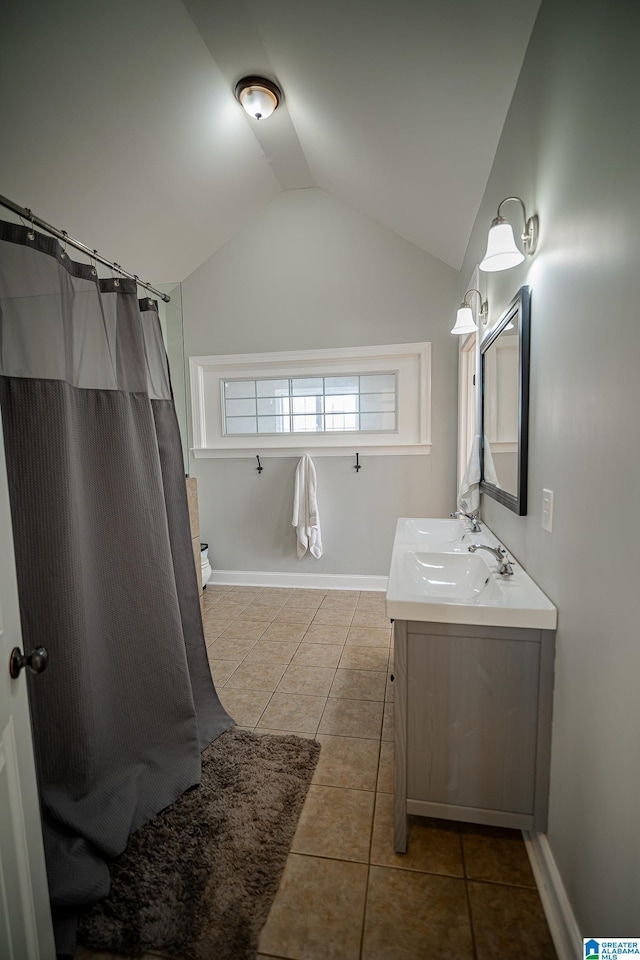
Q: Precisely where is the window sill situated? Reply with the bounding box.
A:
[191,444,431,459]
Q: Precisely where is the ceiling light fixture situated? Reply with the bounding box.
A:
[479,197,538,272]
[451,289,488,335]
[235,76,281,120]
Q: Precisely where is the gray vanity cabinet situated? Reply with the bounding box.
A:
[393,619,555,852]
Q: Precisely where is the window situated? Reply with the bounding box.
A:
[222,373,397,436]
[190,342,430,457]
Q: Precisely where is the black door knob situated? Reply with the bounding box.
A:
[9,646,49,679]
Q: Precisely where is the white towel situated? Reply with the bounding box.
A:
[292,454,323,559]
[458,435,499,513]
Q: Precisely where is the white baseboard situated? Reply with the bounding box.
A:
[206,569,389,593]
[523,831,582,960]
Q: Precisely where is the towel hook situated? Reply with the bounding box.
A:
[256,455,263,474]
[354,452,362,472]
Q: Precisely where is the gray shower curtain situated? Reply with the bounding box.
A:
[0,220,233,954]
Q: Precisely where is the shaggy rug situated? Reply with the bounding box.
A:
[78,727,320,960]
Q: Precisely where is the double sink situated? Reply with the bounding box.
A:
[386,518,557,629]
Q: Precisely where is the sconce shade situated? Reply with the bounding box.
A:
[479,217,525,272]
[451,305,479,335]
[235,77,281,120]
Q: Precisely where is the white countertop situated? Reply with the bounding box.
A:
[386,517,557,630]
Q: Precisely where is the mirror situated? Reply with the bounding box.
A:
[480,285,530,515]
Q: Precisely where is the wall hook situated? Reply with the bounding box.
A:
[354,452,362,472]
[256,455,263,474]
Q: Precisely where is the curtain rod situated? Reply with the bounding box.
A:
[0,193,170,303]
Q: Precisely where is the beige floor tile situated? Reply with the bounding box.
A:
[461,824,537,887]
[208,659,241,685]
[351,611,393,629]
[219,619,270,640]
[339,645,389,672]
[202,584,231,601]
[370,793,464,877]
[330,668,386,701]
[377,740,394,793]
[218,688,273,726]
[258,587,294,600]
[362,866,474,959]
[319,599,357,613]
[203,618,232,642]
[346,626,391,647]
[468,881,557,960]
[314,735,380,791]
[226,585,262,596]
[319,698,384,740]
[207,601,249,619]
[263,621,310,642]
[275,611,316,625]
[206,636,257,661]
[258,853,367,960]
[245,640,301,664]
[284,597,323,611]
[292,784,374,862]
[258,692,327,733]
[385,672,395,701]
[313,608,355,625]
[288,588,326,601]
[236,604,284,622]
[303,623,349,645]
[292,643,343,668]
[382,701,394,741]
[254,728,317,739]
[277,663,336,697]
[224,660,287,692]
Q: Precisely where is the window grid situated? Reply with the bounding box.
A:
[223,374,397,436]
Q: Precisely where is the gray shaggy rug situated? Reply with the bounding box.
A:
[78,727,320,960]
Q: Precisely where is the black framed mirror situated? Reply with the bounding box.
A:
[480,285,530,515]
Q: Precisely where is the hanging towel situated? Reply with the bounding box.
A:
[292,453,323,559]
[458,434,500,513]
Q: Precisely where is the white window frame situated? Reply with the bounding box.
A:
[190,342,431,458]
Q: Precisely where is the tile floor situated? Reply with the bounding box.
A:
[76,585,558,960]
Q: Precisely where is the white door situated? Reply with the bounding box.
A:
[0,414,56,960]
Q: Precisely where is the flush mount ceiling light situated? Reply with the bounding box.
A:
[451,288,488,335]
[235,76,281,120]
[479,196,539,272]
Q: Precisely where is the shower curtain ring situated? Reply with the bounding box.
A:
[90,250,98,277]
[23,208,35,241]
[60,230,68,259]
[112,263,121,287]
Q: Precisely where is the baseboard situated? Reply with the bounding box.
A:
[523,831,582,960]
[206,569,389,593]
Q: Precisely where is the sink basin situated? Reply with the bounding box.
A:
[386,517,558,629]
[395,518,469,544]
[403,551,504,603]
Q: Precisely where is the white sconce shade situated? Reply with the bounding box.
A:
[235,77,281,120]
[479,218,525,272]
[451,288,488,336]
[451,305,479,335]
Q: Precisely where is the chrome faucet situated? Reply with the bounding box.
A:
[450,510,481,532]
[468,543,514,576]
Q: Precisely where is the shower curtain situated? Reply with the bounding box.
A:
[0,220,233,954]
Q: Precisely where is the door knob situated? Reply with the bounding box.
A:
[9,646,49,679]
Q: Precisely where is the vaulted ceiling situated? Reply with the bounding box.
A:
[0,0,540,283]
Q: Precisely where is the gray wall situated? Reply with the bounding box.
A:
[182,188,458,575]
[460,0,640,932]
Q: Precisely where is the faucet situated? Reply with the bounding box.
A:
[468,543,514,576]
[450,510,481,532]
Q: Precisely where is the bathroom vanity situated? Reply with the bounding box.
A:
[386,518,557,853]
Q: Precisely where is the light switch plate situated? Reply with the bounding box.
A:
[542,488,554,532]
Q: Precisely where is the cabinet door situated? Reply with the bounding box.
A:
[407,632,539,814]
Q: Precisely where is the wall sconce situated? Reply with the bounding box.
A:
[451,289,488,335]
[235,76,282,120]
[479,197,538,272]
